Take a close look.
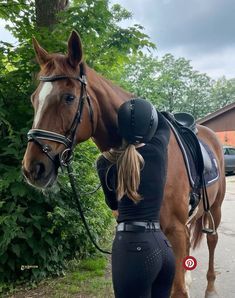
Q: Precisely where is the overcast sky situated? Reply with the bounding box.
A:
[1,0,235,79]
[110,0,235,79]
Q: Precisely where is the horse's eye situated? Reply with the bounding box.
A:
[64,94,75,104]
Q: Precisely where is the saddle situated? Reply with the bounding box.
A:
[174,112,198,134]
[161,112,219,220]
[171,112,212,173]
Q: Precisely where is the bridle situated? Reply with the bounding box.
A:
[27,64,111,254]
[27,63,94,167]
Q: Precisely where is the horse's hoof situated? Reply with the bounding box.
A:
[205,290,219,298]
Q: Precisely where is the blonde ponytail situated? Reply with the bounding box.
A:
[103,144,144,203]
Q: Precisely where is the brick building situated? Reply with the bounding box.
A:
[197,102,235,146]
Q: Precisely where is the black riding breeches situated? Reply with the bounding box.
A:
[112,229,175,298]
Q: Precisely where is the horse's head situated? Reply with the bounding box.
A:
[22,31,95,188]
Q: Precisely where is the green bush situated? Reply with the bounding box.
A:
[0,44,113,282]
[0,128,113,285]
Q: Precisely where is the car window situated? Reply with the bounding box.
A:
[223,148,229,155]
[228,148,235,155]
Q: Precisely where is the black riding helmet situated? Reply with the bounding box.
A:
[118,98,158,144]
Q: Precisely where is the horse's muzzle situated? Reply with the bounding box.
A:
[22,160,57,189]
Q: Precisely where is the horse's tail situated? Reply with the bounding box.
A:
[190,216,204,249]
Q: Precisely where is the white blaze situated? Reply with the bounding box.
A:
[34,82,53,126]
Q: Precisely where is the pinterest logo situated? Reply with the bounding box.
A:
[183,256,197,270]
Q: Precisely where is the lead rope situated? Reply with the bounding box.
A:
[66,162,111,255]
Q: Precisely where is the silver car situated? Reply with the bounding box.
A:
[223,145,235,174]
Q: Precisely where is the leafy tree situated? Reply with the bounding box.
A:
[55,0,155,74]
[35,0,69,28]
[111,54,161,103]
[116,53,214,119]
[210,76,235,111]
[184,71,213,119]
[153,54,213,118]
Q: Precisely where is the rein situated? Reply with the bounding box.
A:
[66,163,111,254]
[27,65,111,255]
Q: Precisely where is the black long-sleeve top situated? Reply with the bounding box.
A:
[96,112,171,223]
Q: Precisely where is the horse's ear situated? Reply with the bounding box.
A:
[32,37,50,66]
[67,30,83,68]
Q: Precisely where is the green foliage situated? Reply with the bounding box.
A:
[0,133,112,287]
[155,54,213,119]
[54,0,155,75]
[112,54,158,98]
[210,76,235,111]
[0,0,153,289]
[115,53,230,119]
[4,256,113,297]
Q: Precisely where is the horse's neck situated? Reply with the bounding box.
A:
[86,66,132,151]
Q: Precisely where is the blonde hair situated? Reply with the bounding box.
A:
[103,143,144,203]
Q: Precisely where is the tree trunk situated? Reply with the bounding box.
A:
[35,0,69,28]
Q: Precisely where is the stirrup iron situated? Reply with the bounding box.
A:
[202,210,216,235]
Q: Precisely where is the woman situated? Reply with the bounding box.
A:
[97,98,175,298]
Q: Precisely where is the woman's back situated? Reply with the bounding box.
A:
[97,112,171,223]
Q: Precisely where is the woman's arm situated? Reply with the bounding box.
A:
[96,156,118,211]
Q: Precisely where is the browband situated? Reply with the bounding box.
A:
[39,74,86,84]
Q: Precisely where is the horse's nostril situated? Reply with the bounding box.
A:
[34,162,45,180]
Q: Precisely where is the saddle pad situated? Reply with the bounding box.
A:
[186,139,219,187]
[165,118,219,188]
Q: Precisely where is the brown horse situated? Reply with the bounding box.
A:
[22,31,225,298]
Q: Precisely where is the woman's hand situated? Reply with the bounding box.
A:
[112,210,119,218]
